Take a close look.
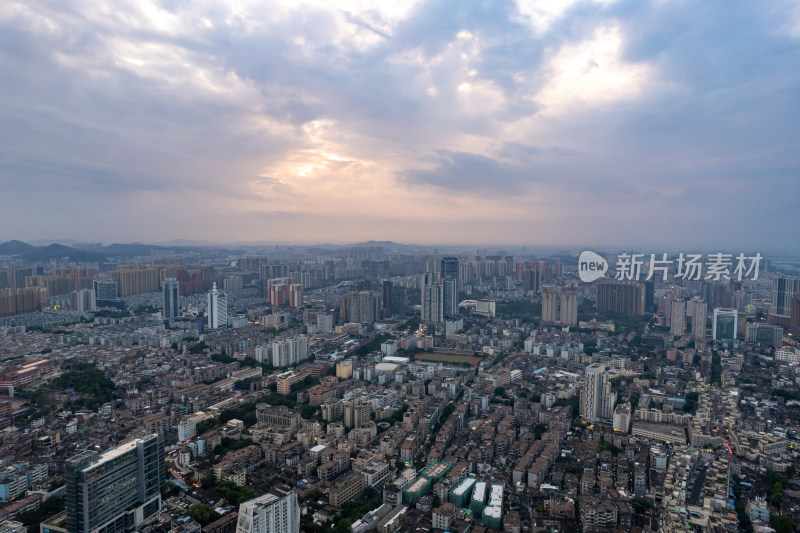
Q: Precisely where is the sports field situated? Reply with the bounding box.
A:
[414,352,482,365]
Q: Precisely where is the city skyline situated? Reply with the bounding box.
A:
[2,1,800,249]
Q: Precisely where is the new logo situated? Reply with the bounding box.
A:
[578,251,608,282]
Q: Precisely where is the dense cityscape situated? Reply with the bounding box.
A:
[0,242,797,533]
[3,1,800,533]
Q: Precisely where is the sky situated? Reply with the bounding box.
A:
[1,0,799,249]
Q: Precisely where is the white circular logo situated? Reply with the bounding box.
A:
[578,251,608,282]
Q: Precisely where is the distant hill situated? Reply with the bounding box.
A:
[21,244,106,263]
[0,240,37,255]
[349,240,404,247]
[99,242,212,257]
[99,243,168,257]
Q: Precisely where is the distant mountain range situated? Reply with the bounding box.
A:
[0,238,516,262]
[0,240,195,262]
[0,240,37,255]
[20,244,107,262]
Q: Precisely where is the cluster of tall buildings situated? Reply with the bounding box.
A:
[341,290,382,324]
[254,334,310,368]
[0,268,31,290]
[420,257,461,325]
[541,289,577,326]
[646,275,800,344]
[266,277,303,308]
[0,267,101,316]
[109,265,163,296]
[421,272,458,325]
[517,260,559,292]
[0,286,47,316]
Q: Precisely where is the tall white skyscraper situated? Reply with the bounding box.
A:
[163,277,180,320]
[686,297,707,339]
[236,492,300,533]
[580,363,616,420]
[207,282,228,329]
[270,335,310,368]
[541,289,559,323]
[559,290,578,326]
[421,273,443,324]
[670,298,685,337]
[542,289,577,326]
[71,289,96,312]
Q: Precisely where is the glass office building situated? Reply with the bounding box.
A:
[66,433,165,533]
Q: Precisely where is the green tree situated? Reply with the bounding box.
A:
[201,471,216,488]
[770,515,794,533]
[189,503,216,524]
[412,451,426,470]
[304,489,323,502]
[334,518,353,533]
[216,480,259,505]
[53,364,116,409]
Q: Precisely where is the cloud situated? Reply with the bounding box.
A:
[402,150,538,193]
[0,0,799,248]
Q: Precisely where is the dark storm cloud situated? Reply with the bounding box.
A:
[403,150,538,193]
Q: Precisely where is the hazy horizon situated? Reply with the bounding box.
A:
[2,1,799,249]
[6,237,800,258]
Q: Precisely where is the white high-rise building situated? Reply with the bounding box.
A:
[580,363,616,420]
[421,273,444,324]
[316,313,333,333]
[207,283,228,329]
[670,298,685,337]
[686,297,707,339]
[541,289,559,323]
[613,403,631,433]
[712,308,738,341]
[177,419,196,442]
[236,492,300,533]
[559,290,578,326]
[270,335,309,368]
[71,289,96,312]
[542,289,577,326]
